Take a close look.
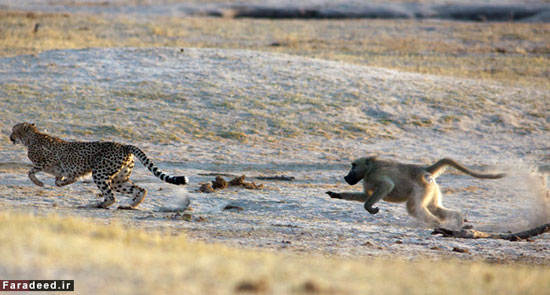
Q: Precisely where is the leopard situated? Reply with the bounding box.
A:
[9,122,189,209]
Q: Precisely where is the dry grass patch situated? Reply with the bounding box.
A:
[0,12,549,88]
[0,212,549,294]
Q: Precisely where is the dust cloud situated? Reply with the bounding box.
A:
[485,164,550,232]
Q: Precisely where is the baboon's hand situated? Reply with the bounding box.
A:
[326,191,341,199]
[365,206,379,214]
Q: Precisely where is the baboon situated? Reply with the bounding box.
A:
[326,157,505,228]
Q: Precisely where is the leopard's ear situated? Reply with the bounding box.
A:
[31,123,35,127]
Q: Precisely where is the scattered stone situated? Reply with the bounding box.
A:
[394,240,403,244]
[234,279,268,293]
[199,173,292,181]
[199,183,215,193]
[224,204,244,211]
[242,181,263,190]
[212,175,228,189]
[229,175,264,190]
[229,175,246,186]
[430,246,442,251]
[452,247,469,253]
[200,175,264,192]
[168,212,194,221]
[298,280,321,293]
[168,212,206,222]
[195,216,207,222]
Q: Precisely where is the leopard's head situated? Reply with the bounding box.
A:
[10,122,36,145]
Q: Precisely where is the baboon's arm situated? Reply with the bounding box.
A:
[363,176,394,214]
[327,192,369,202]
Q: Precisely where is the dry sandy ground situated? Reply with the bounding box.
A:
[1,48,549,264]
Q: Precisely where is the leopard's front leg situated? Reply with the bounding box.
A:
[28,166,44,187]
[55,175,78,187]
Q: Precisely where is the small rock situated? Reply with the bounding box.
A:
[182,213,192,221]
[194,216,207,222]
[199,183,215,193]
[243,182,264,190]
[229,175,246,186]
[212,176,228,189]
[452,247,469,253]
[223,204,243,211]
[299,280,320,293]
[229,175,264,190]
[235,279,268,293]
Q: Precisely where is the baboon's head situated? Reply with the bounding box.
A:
[344,157,376,185]
[10,122,36,145]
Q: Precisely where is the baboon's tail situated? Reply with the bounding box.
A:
[125,145,188,185]
[427,158,506,179]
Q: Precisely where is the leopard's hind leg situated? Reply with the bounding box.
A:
[111,160,147,210]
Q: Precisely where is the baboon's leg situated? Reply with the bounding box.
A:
[427,186,463,228]
[110,161,147,209]
[406,185,441,226]
[363,177,394,214]
[28,166,44,187]
[92,171,116,208]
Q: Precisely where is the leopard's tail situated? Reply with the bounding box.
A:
[125,145,189,185]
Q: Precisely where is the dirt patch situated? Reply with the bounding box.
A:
[200,175,264,193]
[0,48,549,264]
